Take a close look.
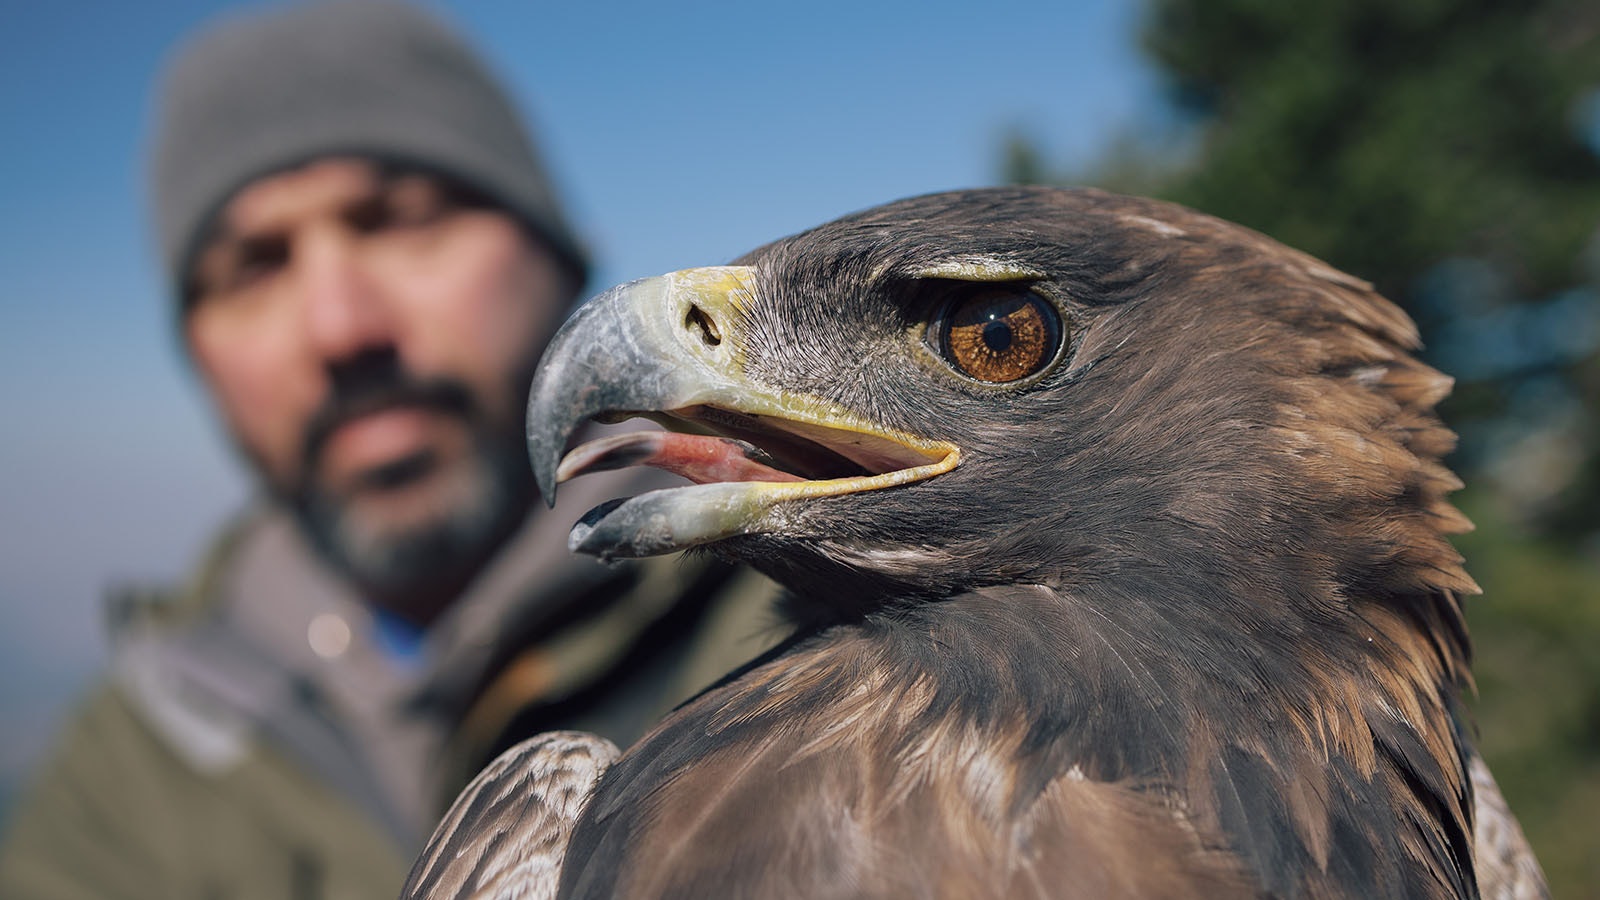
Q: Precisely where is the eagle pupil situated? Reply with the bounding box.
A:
[982,320,1014,353]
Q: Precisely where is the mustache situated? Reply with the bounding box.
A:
[299,353,478,479]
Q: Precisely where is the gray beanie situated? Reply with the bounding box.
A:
[150,0,589,299]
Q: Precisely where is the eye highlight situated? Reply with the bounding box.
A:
[930,288,1064,384]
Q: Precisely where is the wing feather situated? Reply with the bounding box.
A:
[402,731,619,900]
[1470,752,1550,900]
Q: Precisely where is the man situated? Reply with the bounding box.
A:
[0,3,776,898]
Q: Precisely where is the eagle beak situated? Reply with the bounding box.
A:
[526,266,959,559]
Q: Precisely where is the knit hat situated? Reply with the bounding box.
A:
[149,0,588,300]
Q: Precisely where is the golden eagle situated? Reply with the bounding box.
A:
[403,187,1547,899]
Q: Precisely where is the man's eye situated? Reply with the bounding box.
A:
[232,249,287,286]
[195,237,288,299]
[351,179,451,233]
[346,197,398,233]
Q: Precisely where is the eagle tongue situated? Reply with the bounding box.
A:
[557,430,804,486]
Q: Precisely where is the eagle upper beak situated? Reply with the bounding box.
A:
[526,266,960,559]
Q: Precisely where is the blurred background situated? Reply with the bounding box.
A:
[1,0,1595,893]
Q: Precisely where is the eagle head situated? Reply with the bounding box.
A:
[528,186,1474,633]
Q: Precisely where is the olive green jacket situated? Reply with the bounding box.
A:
[0,472,780,900]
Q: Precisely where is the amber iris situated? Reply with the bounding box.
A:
[937,290,1062,383]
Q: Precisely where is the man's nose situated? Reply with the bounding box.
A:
[299,228,397,362]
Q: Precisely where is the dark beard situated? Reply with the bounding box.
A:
[279,349,535,619]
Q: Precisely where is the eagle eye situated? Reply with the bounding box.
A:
[929,288,1064,384]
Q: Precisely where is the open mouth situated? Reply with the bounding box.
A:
[546,402,960,560]
[555,404,958,501]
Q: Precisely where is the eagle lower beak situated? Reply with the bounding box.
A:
[526,266,960,559]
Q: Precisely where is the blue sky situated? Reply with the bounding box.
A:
[0,0,1160,794]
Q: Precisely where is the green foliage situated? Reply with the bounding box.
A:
[1010,0,1600,535]
[1147,1,1600,297]
[1003,0,1600,893]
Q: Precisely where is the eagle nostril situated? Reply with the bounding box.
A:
[686,304,722,347]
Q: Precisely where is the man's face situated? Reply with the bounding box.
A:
[186,158,573,617]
